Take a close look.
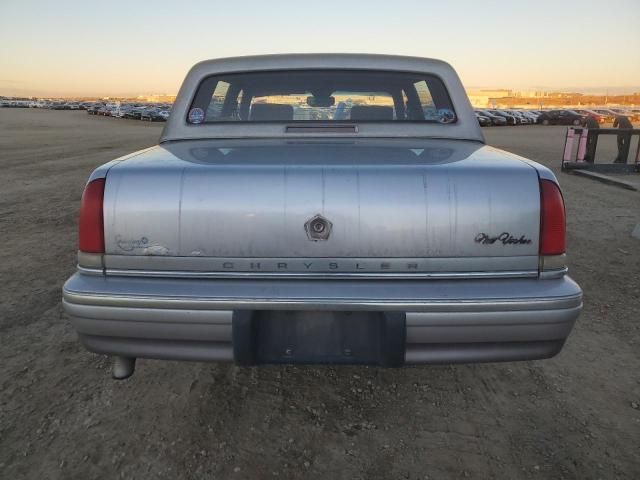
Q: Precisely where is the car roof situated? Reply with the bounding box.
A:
[160,53,484,143]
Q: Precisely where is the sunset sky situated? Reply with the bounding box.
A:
[1,0,639,97]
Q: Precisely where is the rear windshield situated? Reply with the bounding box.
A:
[188,70,456,124]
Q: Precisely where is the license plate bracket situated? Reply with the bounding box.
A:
[232,310,405,367]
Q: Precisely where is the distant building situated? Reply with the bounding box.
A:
[479,91,640,109]
[137,93,176,103]
[466,89,512,108]
[466,89,550,108]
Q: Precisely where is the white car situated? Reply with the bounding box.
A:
[63,54,582,379]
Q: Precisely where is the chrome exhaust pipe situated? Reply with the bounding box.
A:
[112,356,136,380]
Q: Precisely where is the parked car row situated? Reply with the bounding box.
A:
[87,103,172,122]
[0,100,173,122]
[2,99,636,127]
[577,108,640,123]
[475,109,542,126]
[475,107,640,126]
[50,103,85,110]
[0,100,97,109]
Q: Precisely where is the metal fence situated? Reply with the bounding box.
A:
[562,127,640,172]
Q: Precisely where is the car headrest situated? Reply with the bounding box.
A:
[249,103,294,121]
[350,105,394,121]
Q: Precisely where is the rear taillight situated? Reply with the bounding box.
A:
[539,179,566,256]
[78,178,105,253]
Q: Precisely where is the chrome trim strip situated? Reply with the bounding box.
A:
[404,340,565,364]
[63,289,583,313]
[540,254,567,272]
[76,334,567,364]
[65,304,580,346]
[64,302,233,324]
[77,266,105,276]
[77,251,104,269]
[105,255,538,272]
[104,268,538,280]
[539,267,569,280]
[79,334,234,362]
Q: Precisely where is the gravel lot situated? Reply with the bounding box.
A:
[1,109,639,480]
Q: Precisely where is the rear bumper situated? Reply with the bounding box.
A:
[62,273,583,365]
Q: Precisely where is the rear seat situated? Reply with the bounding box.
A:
[249,103,294,121]
[350,105,394,121]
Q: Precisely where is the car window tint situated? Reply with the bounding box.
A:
[189,70,456,124]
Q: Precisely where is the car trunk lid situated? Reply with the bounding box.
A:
[102,139,541,277]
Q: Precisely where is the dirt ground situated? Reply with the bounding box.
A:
[1,109,639,480]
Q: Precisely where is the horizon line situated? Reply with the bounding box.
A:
[2,89,640,100]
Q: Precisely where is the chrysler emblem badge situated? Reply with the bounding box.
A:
[305,214,332,241]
